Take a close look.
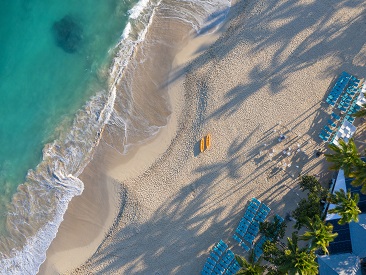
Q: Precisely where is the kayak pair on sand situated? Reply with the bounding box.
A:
[200,134,211,153]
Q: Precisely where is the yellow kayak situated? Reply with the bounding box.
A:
[206,134,211,150]
[200,137,205,153]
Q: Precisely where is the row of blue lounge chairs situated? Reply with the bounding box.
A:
[319,112,340,141]
[319,110,358,143]
[320,72,362,143]
[337,79,361,112]
[201,198,274,274]
[232,198,271,252]
[326,72,360,107]
[325,71,351,106]
[201,240,241,275]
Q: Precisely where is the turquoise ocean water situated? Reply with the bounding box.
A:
[0,0,137,272]
[0,1,135,224]
[0,0,232,273]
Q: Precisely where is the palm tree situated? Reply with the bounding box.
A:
[278,233,318,275]
[300,215,338,255]
[351,103,366,118]
[235,251,265,275]
[325,138,361,176]
[349,163,366,194]
[328,189,361,225]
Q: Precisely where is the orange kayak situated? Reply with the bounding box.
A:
[200,137,205,153]
[206,134,211,150]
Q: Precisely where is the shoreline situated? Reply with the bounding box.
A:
[43,0,366,274]
[38,2,228,274]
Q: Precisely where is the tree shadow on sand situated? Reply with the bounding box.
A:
[74,0,366,273]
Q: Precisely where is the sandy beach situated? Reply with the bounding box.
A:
[40,0,366,274]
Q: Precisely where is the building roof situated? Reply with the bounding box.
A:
[349,214,366,258]
[327,219,352,255]
[318,253,361,275]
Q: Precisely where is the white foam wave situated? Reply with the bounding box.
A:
[0,0,157,272]
[128,0,150,19]
[0,176,83,275]
[0,0,232,273]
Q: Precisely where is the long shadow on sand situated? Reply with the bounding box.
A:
[75,0,366,273]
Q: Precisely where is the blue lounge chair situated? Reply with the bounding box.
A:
[247,205,258,215]
[240,242,250,251]
[236,228,245,238]
[204,263,214,271]
[219,260,228,270]
[227,250,234,258]
[218,262,226,271]
[213,247,223,256]
[250,227,259,236]
[233,234,242,244]
[207,257,216,266]
[239,219,250,229]
[218,240,228,251]
[324,125,332,133]
[319,134,328,142]
[339,106,347,112]
[251,221,260,228]
[213,266,222,274]
[239,222,249,230]
[320,130,330,138]
[275,214,284,223]
[331,112,341,120]
[326,98,335,106]
[205,262,215,269]
[239,223,249,233]
[251,198,261,206]
[231,262,241,273]
[258,204,271,214]
[244,234,255,243]
[210,251,220,261]
[244,211,254,221]
[346,116,355,123]
[327,119,336,127]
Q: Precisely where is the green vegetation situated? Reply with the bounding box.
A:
[291,193,322,230]
[280,234,318,275]
[349,162,366,194]
[235,252,265,275]
[298,175,327,198]
[259,215,287,242]
[325,138,366,194]
[262,233,318,275]
[328,189,361,225]
[299,215,338,255]
[325,138,361,176]
[351,103,366,118]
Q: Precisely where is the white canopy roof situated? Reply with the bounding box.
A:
[332,120,357,147]
[326,169,346,221]
[356,82,366,106]
[318,253,361,275]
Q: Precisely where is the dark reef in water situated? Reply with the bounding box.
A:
[52,15,83,53]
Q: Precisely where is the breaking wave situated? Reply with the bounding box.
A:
[0,0,231,273]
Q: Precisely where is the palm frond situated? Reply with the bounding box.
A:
[351,104,366,118]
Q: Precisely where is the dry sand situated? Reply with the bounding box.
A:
[40,0,366,274]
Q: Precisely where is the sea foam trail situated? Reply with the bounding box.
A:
[0,0,231,274]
